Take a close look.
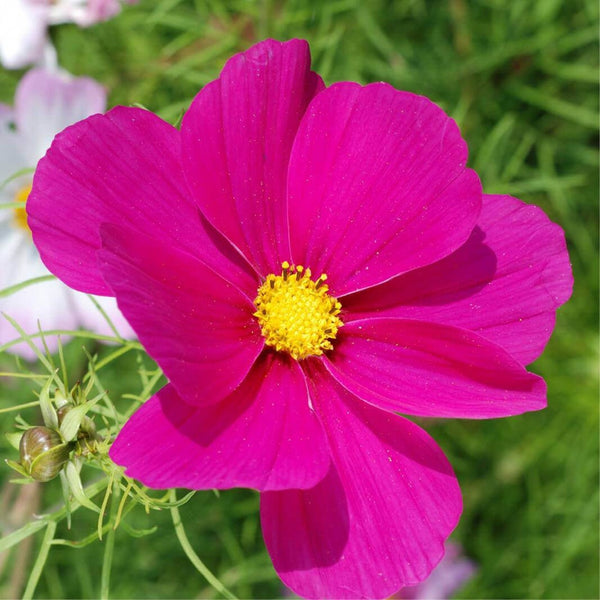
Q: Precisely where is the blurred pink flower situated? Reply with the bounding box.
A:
[0,0,137,69]
[283,542,476,599]
[28,39,572,598]
[396,543,476,599]
[0,68,133,358]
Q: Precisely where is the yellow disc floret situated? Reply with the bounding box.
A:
[13,183,32,232]
[254,262,343,360]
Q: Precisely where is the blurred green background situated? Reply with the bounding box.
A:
[1,0,598,598]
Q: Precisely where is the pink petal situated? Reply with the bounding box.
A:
[343,194,573,364]
[28,106,257,299]
[0,104,24,183]
[325,318,546,418]
[287,82,482,296]
[15,68,106,162]
[261,364,461,599]
[51,0,123,26]
[181,38,324,275]
[110,353,330,491]
[98,223,263,406]
[68,292,136,340]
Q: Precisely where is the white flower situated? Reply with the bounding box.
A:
[0,1,52,70]
[0,68,134,359]
[0,0,137,69]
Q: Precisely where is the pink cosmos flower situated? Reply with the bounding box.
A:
[0,0,137,69]
[27,39,572,599]
[0,67,133,359]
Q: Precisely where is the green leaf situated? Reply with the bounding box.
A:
[38,373,59,430]
[120,522,158,538]
[64,462,101,514]
[5,431,23,450]
[5,458,30,478]
[508,82,599,130]
[0,313,57,373]
[59,401,96,442]
[0,516,47,554]
[59,469,72,529]
[0,478,108,554]
[170,490,237,599]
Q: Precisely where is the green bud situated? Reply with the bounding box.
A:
[57,404,97,439]
[56,404,70,421]
[19,426,72,482]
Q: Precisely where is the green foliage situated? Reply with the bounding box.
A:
[0,0,598,598]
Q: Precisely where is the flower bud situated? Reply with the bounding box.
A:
[57,404,97,439]
[56,405,71,423]
[19,426,72,482]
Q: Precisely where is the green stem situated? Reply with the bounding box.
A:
[22,520,57,600]
[169,490,237,600]
[0,275,56,297]
[0,478,108,554]
[100,519,116,599]
[100,478,122,599]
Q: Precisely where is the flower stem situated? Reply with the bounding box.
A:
[169,489,237,600]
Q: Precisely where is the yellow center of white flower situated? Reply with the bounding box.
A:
[13,184,31,232]
[253,262,343,360]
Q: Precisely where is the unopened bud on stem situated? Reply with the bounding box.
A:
[19,426,72,482]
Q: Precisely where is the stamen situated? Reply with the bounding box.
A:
[13,183,32,233]
[253,262,343,360]
[315,274,327,289]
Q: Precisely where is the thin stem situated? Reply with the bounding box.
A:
[22,520,57,600]
[0,401,40,414]
[0,478,108,554]
[169,490,237,600]
[0,275,56,298]
[100,516,116,599]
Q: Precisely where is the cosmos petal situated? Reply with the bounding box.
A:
[325,318,546,418]
[343,194,573,364]
[98,223,263,406]
[28,106,257,298]
[287,82,482,296]
[0,103,26,183]
[15,68,106,163]
[261,363,461,599]
[181,38,324,275]
[0,276,134,359]
[0,267,75,358]
[68,292,135,340]
[110,354,330,491]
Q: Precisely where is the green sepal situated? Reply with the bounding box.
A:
[5,458,31,478]
[60,403,92,442]
[29,443,72,482]
[64,462,101,513]
[5,431,23,451]
[39,374,59,430]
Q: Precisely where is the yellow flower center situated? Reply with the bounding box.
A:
[13,183,32,232]
[254,262,343,360]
